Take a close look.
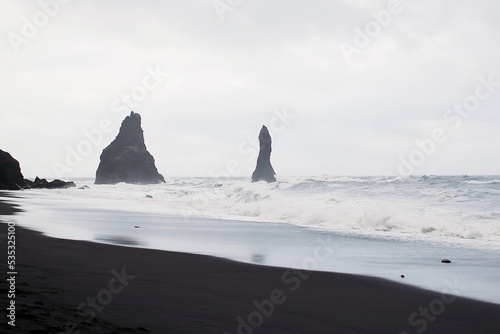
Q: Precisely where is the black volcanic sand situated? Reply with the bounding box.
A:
[1,200,500,333]
[0,193,22,215]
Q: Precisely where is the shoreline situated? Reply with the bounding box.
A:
[0,192,22,216]
[2,199,500,333]
[8,179,500,253]
[7,189,500,304]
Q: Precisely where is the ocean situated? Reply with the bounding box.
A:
[3,175,500,303]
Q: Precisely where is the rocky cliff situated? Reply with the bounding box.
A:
[0,149,25,190]
[0,149,75,190]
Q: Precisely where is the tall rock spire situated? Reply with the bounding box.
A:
[95,111,165,185]
[252,125,277,183]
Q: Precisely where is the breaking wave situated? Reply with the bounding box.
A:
[37,175,500,249]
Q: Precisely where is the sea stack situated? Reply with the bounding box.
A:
[95,111,165,185]
[252,125,276,183]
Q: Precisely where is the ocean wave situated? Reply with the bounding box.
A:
[32,176,499,250]
[465,180,500,185]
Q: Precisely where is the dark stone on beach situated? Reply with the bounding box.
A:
[442,259,452,264]
[95,111,165,185]
[0,149,25,190]
[251,125,276,183]
[146,195,153,199]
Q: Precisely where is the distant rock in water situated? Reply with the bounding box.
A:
[95,111,165,185]
[0,149,25,190]
[23,177,76,189]
[252,125,276,183]
[0,149,75,190]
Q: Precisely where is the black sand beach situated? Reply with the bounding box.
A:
[1,198,500,333]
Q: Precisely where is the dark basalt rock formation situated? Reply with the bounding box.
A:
[0,149,75,190]
[23,177,76,189]
[95,111,165,185]
[0,149,25,190]
[251,126,277,183]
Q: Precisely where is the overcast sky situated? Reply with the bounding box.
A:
[1,0,499,179]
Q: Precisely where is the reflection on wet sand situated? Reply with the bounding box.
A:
[95,235,145,247]
[251,254,266,264]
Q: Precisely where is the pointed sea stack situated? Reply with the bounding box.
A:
[95,111,165,185]
[252,126,276,183]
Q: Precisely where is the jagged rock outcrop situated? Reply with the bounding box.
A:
[252,126,277,183]
[0,149,75,190]
[95,111,165,185]
[0,149,25,190]
[23,177,76,189]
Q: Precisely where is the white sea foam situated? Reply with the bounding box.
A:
[464,180,500,185]
[29,175,500,250]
